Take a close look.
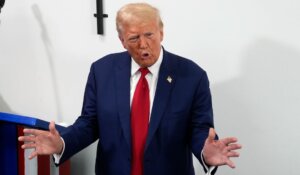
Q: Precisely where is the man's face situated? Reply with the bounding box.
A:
[119,20,163,68]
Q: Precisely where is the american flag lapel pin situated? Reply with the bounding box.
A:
[167,76,172,83]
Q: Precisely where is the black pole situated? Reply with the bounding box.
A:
[94,0,108,35]
[0,0,5,13]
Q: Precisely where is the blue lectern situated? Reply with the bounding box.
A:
[0,112,70,175]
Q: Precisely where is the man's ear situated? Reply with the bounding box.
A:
[119,35,127,49]
[160,29,164,42]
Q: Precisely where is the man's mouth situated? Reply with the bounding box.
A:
[141,52,150,58]
[143,53,149,57]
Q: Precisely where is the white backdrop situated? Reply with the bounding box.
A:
[1,0,300,174]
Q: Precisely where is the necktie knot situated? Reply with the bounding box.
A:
[139,68,150,77]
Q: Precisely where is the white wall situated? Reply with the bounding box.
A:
[1,0,300,174]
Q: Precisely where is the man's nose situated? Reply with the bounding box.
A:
[139,36,148,49]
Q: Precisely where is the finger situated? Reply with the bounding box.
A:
[28,151,38,160]
[226,159,236,169]
[18,135,36,142]
[49,121,59,136]
[207,128,216,142]
[227,151,240,158]
[18,136,26,142]
[221,137,238,146]
[23,128,44,136]
[21,142,36,149]
[227,144,242,151]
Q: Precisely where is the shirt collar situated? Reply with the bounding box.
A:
[131,47,163,77]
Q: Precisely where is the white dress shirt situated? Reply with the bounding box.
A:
[130,47,163,120]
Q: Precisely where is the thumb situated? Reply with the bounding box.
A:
[207,128,216,142]
[49,121,59,136]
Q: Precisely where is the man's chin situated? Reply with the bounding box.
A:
[134,59,153,67]
[139,63,153,68]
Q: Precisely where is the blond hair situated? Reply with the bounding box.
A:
[116,3,164,35]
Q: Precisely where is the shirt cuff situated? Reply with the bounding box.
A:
[53,137,65,164]
[201,150,216,175]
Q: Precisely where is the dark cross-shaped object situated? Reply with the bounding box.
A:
[94,0,108,35]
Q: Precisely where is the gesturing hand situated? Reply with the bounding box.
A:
[202,128,242,168]
[18,121,63,159]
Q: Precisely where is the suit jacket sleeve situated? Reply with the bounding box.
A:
[58,63,99,164]
[189,70,217,174]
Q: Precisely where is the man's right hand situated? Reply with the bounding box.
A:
[18,121,63,159]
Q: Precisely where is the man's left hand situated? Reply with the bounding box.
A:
[202,128,242,168]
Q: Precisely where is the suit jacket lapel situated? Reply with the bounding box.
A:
[115,52,132,150]
[145,51,177,151]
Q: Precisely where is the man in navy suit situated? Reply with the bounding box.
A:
[19,3,241,175]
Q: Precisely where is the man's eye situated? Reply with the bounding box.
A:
[128,36,139,42]
[145,33,153,38]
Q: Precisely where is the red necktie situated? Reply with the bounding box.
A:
[131,68,150,175]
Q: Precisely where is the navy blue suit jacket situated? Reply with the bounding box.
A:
[60,49,216,175]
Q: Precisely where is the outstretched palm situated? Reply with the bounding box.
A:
[18,121,63,159]
[202,128,242,168]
